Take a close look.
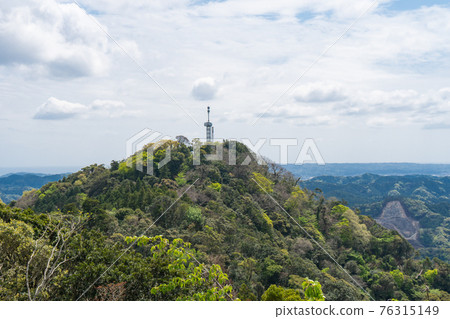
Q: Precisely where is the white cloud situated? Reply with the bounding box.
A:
[34,97,137,120]
[365,116,398,128]
[191,77,218,100]
[33,97,89,120]
[90,99,138,118]
[294,82,347,103]
[259,85,450,129]
[423,122,450,130]
[255,100,338,127]
[4,0,450,165]
[0,0,112,77]
[439,88,450,100]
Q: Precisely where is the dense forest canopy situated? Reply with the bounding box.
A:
[1,141,449,300]
[302,174,450,262]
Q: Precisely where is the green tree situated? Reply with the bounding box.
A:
[424,269,438,285]
[252,172,274,193]
[0,214,82,300]
[261,279,325,301]
[127,236,235,300]
[261,285,302,301]
[390,269,404,287]
[302,279,326,301]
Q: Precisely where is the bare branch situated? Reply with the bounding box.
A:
[27,215,84,300]
[26,221,52,301]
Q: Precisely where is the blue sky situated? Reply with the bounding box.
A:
[1,0,450,169]
[386,0,450,11]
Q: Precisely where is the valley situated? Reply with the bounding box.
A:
[301,174,450,262]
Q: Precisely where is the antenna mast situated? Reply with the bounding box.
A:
[204,106,213,142]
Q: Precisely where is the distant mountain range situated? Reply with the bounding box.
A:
[299,174,450,262]
[283,163,450,179]
[0,173,68,203]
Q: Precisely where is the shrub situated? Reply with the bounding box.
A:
[186,206,203,224]
[209,182,222,192]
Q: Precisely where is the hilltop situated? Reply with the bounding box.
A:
[1,141,449,301]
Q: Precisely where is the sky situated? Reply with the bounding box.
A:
[1,0,450,169]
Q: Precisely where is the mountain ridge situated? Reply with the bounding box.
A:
[1,141,449,300]
[284,163,450,179]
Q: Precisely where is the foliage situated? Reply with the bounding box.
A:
[390,269,404,287]
[0,212,83,300]
[261,278,324,301]
[175,172,187,187]
[261,284,302,301]
[0,218,36,300]
[209,182,222,192]
[424,269,438,285]
[96,282,126,301]
[252,172,274,193]
[0,173,66,204]
[302,174,450,262]
[2,141,449,301]
[129,236,234,300]
[302,278,326,301]
[186,206,203,225]
[261,212,273,228]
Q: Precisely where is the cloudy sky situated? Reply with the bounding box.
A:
[1,0,450,169]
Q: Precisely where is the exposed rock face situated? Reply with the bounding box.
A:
[376,201,422,247]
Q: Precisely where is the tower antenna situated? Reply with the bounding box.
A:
[204,106,213,142]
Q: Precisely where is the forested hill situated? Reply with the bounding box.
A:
[0,173,67,203]
[301,174,450,262]
[284,163,450,179]
[301,174,450,206]
[1,141,449,301]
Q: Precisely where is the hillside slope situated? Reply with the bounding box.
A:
[3,142,449,301]
[301,174,450,262]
